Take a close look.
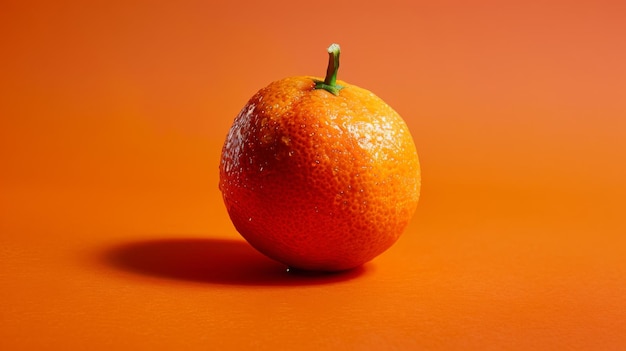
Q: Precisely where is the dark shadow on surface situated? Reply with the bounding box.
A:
[103,238,368,286]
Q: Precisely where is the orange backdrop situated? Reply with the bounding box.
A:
[2,0,625,349]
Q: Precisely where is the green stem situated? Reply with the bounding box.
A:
[314,43,344,96]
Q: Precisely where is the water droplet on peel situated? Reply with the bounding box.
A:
[248,217,253,221]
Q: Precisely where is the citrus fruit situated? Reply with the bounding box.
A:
[219,44,420,272]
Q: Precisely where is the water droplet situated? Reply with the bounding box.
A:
[248,217,253,222]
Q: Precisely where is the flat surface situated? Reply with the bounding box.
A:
[2,1,625,350]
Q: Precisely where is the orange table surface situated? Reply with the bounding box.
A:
[2,1,626,350]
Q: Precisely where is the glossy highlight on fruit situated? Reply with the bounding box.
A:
[219,44,420,271]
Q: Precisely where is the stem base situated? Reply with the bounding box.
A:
[313,80,343,96]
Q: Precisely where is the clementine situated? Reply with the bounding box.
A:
[219,44,420,272]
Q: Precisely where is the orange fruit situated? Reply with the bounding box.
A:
[219,44,420,271]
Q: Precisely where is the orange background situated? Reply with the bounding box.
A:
[2,0,625,349]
